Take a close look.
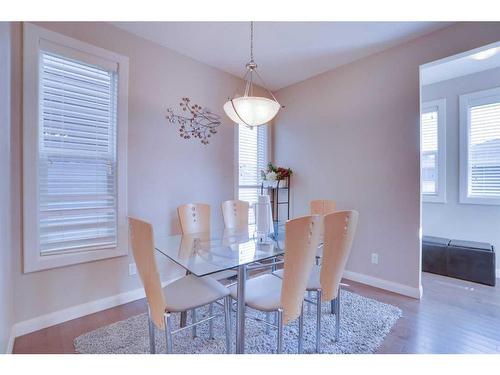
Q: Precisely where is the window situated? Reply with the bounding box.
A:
[236,124,269,224]
[421,99,446,203]
[23,23,129,272]
[460,87,500,205]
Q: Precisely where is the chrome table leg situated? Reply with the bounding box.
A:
[316,289,322,353]
[191,309,197,338]
[335,287,341,341]
[164,313,173,354]
[298,303,304,354]
[265,312,270,334]
[148,306,156,354]
[277,308,283,354]
[209,303,214,339]
[224,296,232,354]
[235,264,247,354]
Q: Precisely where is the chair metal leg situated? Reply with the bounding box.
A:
[223,296,232,354]
[147,306,156,354]
[307,291,312,314]
[265,312,270,334]
[298,303,304,354]
[163,313,173,354]
[276,308,283,354]
[316,289,322,353]
[335,288,341,341]
[330,299,335,314]
[180,311,187,328]
[209,303,214,339]
[191,309,197,338]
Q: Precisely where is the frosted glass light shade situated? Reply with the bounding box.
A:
[223,96,280,126]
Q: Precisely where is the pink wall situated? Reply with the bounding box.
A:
[0,22,14,353]
[274,22,500,296]
[10,22,245,323]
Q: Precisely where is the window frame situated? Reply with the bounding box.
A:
[459,86,500,205]
[23,23,129,272]
[421,98,447,203]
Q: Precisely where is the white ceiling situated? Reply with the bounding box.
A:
[112,22,453,91]
[421,46,500,85]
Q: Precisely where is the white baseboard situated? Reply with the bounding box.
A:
[496,268,500,279]
[11,282,167,342]
[6,326,15,354]
[343,270,422,299]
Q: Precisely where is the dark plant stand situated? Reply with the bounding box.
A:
[260,176,291,232]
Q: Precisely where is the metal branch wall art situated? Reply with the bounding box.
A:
[166,97,221,145]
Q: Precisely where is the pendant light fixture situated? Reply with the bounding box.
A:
[223,22,282,128]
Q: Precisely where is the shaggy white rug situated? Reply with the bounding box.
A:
[74,289,402,354]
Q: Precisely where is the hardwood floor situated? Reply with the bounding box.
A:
[12,272,500,354]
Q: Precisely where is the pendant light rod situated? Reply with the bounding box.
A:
[250,21,254,63]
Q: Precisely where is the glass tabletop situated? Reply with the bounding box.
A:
[155,227,285,277]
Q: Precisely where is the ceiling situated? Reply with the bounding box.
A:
[112,22,453,91]
[421,45,500,85]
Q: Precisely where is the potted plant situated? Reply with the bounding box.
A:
[261,162,293,188]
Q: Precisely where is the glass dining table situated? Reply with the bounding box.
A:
[155,226,285,354]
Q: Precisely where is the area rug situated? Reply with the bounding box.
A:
[74,289,402,354]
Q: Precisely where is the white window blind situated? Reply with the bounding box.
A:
[237,124,268,223]
[39,52,118,255]
[421,109,439,195]
[468,101,500,198]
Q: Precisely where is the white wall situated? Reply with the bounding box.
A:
[422,67,500,271]
[9,21,247,326]
[274,22,500,297]
[0,22,14,353]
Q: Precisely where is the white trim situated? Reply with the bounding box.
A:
[11,281,168,341]
[6,326,15,354]
[459,86,500,206]
[496,268,500,279]
[22,22,130,272]
[343,270,422,299]
[421,98,447,203]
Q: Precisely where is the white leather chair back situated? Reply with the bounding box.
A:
[222,200,249,230]
[178,203,210,234]
[320,210,359,301]
[280,215,322,325]
[128,217,166,329]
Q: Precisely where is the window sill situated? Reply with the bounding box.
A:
[23,245,128,273]
[459,196,500,206]
[422,194,446,204]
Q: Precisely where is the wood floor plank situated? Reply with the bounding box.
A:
[12,272,500,354]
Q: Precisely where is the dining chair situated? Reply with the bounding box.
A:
[276,210,359,352]
[310,199,336,216]
[221,199,249,230]
[178,203,240,284]
[310,199,336,251]
[177,202,236,336]
[309,199,337,312]
[129,217,232,354]
[229,215,322,353]
[177,203,211,234]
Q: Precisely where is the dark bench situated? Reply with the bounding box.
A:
[422,236,496,286]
